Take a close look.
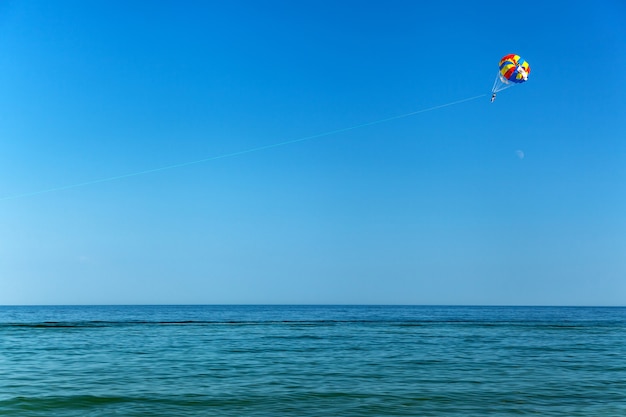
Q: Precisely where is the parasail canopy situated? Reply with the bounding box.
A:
[492,54,531,94]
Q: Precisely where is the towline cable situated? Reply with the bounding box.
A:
[1,93,487,201]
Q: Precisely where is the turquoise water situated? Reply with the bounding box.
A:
[1,305,625,416]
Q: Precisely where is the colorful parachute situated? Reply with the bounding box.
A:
[492,54,530,94]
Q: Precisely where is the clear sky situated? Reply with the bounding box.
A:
[1,0,625,305]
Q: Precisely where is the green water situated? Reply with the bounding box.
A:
[1,305,625,416]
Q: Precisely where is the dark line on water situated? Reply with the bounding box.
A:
[1,320,618,329]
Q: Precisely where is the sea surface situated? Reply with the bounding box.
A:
[1,305,625,416]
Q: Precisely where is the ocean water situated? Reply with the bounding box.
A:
[1,305,625,416]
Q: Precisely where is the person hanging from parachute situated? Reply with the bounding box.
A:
[491,54,530,102]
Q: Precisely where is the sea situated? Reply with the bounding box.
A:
[1,305,625,416]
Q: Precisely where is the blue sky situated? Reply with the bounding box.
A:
[1,0,625,305]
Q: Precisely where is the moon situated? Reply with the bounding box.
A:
[516,150,525,159]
